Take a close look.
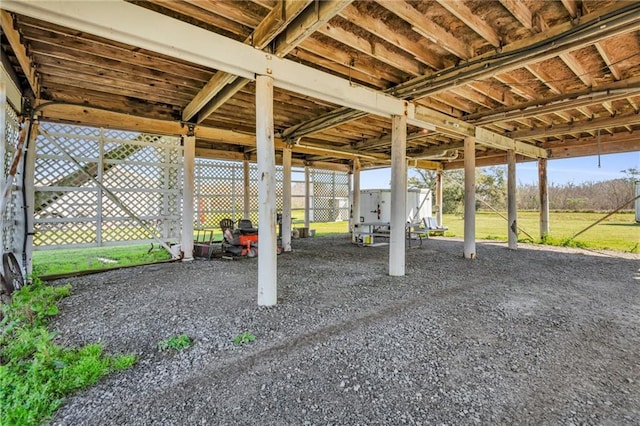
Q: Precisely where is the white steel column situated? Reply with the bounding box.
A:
[282,147,292,252]
[435,170,443,227]
[181,133,195,262]
[389,114,407,277]
[507,149,518,250]
[304,166,310,228]
[351,159,361,243]
[243,158,250,219]
[256,75,277,306]
[538,158,550,239]
[463,136,476,259]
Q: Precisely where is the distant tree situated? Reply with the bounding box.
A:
[621,167,640,183]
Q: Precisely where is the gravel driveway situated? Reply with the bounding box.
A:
[48,235,640,425]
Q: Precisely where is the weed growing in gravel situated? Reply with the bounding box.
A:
[0,278,136,426]
[157,334,193,352]
[233,331,256,345]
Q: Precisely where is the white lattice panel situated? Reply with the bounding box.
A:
[1,104,21,252]
[34,123,182,248]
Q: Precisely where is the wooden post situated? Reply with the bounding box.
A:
[507,149,517,250]
[351,159,361,243]
[463,136,476,259]
[181,133,195,262]
[24,120,38,277]
[242,158,250,219]
[304,166,310,228]
[436,169,443,227]
[282,147,292,252]
[389,114,407,276]
[538,158,549,239]
[256,75,277,306]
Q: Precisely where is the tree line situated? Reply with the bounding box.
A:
[408,167,639,213]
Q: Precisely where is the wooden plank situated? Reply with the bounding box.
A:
[560,0,580,18]
[508,113,640,139]
[0,11,39,94]
[499,0,533,30]
[476,127,547,158]
[188,0,353,121]
[318,22,423,76]
[380,1,473,59]
[338,4,446,70]
[436,0,501,47]
[559,52,594,87]
[595,41,622,80]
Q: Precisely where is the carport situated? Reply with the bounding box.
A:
[1,0,639,305]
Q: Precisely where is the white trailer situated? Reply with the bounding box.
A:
[357,188,432,224]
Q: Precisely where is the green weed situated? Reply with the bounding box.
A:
[0,278,136,426]
[233,331,256,345]
[157,334,193,352]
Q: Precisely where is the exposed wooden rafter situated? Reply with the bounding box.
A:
[435,0,501,48]
[0,10,39,95]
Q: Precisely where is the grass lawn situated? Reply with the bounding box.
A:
[441,211,639,253]
[32,244,172,277]
[32,213,638,276]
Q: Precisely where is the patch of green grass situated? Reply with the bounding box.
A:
[442,211,639,252]
[233,331,256,345]
[0,278,136,426]
[32,244,172,277]
[157,334,193,352]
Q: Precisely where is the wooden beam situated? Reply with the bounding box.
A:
[272,0,353,55]
[317,22,423,77]
[435,0,501,47]
[283,2,640,140]
[476,127,547,158]
[0,10,39,95]
[499,0,533,29]
[595,41,622,80]
[508,113,640,139]
[559,52,594,87]
[379,1,473,59]
[182,0,312,121]
[560,0,581,18]
[468,76,640,123]
[193,0,353,123]
[338,4,446,70]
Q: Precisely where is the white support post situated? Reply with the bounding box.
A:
[304,166,310,228]
[282,147,292,252]
[436,170,443,227]
[243,158,250,219]
[389,114,407,277]
[24,120,38,277]
[181,133,195,262]
[256,75,277,306]
[351,159,361,243]
[463,136,476,259]
[538,158,550,239]
[507,149,518,250]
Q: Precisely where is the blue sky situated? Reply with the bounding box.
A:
[361,152,640,189]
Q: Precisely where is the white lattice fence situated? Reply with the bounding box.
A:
[1,103,22,252]
[33,123,182,249]
[312,169,350,222]
[194,159,349,228]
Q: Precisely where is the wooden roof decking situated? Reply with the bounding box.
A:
[1,0,639,171]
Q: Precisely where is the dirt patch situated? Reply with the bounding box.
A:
[48,236,640,425]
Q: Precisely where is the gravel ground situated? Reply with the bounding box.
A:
[48,235,640,425]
